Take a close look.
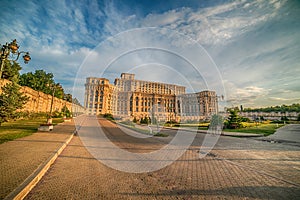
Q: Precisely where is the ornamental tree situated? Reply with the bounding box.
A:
[0,82,29,125]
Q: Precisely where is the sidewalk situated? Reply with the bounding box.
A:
[0,121,75,199]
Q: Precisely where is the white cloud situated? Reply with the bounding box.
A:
[137,0,286,46]
[0,0,296,107]
[223,80,271,106]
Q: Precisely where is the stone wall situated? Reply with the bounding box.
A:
[0,79,85,115]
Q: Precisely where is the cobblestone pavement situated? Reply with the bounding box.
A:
[25,117,300,199]
[0,122,74,199]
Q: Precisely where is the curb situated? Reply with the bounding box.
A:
[4,131,75,200]
[221,133,264,137]
[162,126,208,134]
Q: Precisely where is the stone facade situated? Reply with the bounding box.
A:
[84,73,218,122]
[177,90,218,121]
[0,79,85,116]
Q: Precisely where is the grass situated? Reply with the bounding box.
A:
[118,121,169,137]
[0,118,64,144]
[120,121,286,137]
[165,123,209,131]
[164,121,285,136]
[223,123,285,136]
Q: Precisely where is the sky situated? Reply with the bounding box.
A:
[0,0,299,109]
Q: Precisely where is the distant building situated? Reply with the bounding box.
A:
[84,77,115,115]
[84,73,218,122]
[240,111,299,121]
[177,91,218,121]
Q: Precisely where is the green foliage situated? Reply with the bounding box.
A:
[164,120,177,127]
[64,93,72,103]
[297,114,300,121]
[241,117,251,122]
[2,60,22,82]
[61,105,72,117]
[280,116,289,121]
[226,109,242,129]
[103,113,114,121]
[19,70,65,99]
[0,118,63,143]
[140,116,150,124]
[133,117,137,123]
[224,124,284,136]
[19,70,53,92]
[259,116,265,121]
[0,82,29,125]
[243,103,300,113]
[51,110,62,118]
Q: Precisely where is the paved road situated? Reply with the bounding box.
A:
[265,124,300,144]
[25,115,300,199]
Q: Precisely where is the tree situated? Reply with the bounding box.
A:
[61,105,71,117]
[297,114,300,121]
[64,93,72,103]
[0,82,29,125]
[19,70,54,93]
[281,116,289,122]
[53,83,64,99]
[243,103,300,113]
[226,109,242,129]
[19,70,64,99]
[2,60,22,82]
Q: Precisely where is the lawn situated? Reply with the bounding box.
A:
[223,123,285,136]
[118,121,168,137]
[165,122,285,136]
[119,121,285,137]
[0,118,64,144]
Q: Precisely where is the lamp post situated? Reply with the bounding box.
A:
[0,39,31,79]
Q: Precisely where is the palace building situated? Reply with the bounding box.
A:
[84,73,218,122]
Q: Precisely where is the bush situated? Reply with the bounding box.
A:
[140,116,150,124]
[280,116,289,121]
[52,110,62,118]
[103,113,114,121]
[61,105,72,118]
[240,122,257,128]
[133,117,137,123]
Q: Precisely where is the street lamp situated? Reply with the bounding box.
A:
[0,39,31,79]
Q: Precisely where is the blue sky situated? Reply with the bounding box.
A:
[0,0,299,108]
